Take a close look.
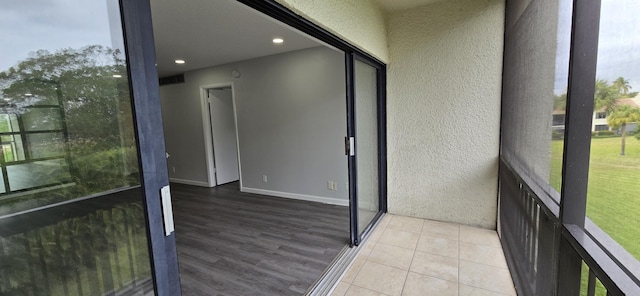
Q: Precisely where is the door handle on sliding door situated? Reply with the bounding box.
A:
[160,185,175,236]
[345,137,355,156]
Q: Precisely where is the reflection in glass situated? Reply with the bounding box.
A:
[6,159,71,191]
[354,60,380,234]
[0,0,153,295]
[586,0,640,262]
[549,1,573,193]
[22,108,63,132]
[27,132,66,159]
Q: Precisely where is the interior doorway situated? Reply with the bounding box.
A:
[202,84,241,186]
[152,0,385,293]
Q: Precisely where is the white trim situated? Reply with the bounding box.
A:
[241,187,349,206]
[231,85,243,189]
[169,178,212,187]
[200,85,216,187]
[199,82,243,188]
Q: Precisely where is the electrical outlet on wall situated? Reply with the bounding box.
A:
[262,175,268,183]
[327,181,337,191]
[172,166,176,173]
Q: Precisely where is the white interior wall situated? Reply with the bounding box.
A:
[160,0,507,228]
[160,46,349,205]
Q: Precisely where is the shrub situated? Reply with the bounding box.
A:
[552,130,564,140]
[595,130,616,137]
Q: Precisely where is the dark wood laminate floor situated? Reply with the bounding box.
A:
[171,182,350,296]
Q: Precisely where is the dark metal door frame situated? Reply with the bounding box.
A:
[233,0,389,247]
[347,53,387,246]
[118,1,390,293]
[120,0,181,295]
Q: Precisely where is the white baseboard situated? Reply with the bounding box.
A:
[169,178,212,187]
[241,187,349,206]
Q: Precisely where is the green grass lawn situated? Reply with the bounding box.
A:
[551,136,640,295]
[550,136,640,260]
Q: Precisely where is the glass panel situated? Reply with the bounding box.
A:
[0,0,153,295]
[1,144,15,163]
[6,159,71,191]
[354,59,379,234]
[27,132,66,159]
[22,108,63,132]
[8,134,26,162]
[0,114,15,133]
[586,0,640,261]
[0,170,5,194]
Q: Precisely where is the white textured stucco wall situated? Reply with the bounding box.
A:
[275,0,389,62]
[386,0,505,228]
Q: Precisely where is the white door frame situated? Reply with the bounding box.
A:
[199,82,242,188]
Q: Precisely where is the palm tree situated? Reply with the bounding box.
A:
[595,79,620,114]
[613,76,632,96]
[607,105,640,155]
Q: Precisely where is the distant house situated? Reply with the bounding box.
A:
[552,110,566,133]
[552,97,640,133]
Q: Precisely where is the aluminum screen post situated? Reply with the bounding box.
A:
[557,0,602,294]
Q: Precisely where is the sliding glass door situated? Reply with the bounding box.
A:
[0,0,179,295]
[348,54,386,245]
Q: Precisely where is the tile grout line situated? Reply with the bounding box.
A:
[342,220,382,294]
[398,218,422,296]
[457,225,461,296]
[348,241,370,288]
[458,258,510,270]
[349,282,393,296]
[458,282,515,296]
[342,215,378,295]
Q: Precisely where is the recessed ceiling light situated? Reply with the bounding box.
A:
[175,59,186,64]
[272,38,284,44]
[112,74,122,78]
[3,98,10,101]
[24,93,33,97]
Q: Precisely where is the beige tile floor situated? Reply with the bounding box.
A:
[330,214,516,296]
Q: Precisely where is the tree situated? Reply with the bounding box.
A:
[607,105,640,155]
[0,45,138,196]
[613,76,632,96]
[553,93,567,111]
[0,45,133,148]
[594,79,620,114]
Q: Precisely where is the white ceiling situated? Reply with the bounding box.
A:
[375,0,448,12]
[150,0,449,77]
[150,0,323,77]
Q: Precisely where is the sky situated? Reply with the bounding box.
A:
[0,0,123,71]
[1,0,639,93]
[554,0,640,94]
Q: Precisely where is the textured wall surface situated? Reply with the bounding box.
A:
[386,0,505,229]
[276,0,389,62]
